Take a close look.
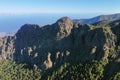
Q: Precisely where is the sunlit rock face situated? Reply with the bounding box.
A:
[0,17,119,70]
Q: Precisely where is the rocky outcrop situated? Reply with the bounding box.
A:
[55,17,73,39]
[78,27,116,61]
[0,17,119,70]
[111,24,120,55]
[41,53,53,70]
[0,36,14,60]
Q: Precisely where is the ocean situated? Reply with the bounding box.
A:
[0,13,99,35]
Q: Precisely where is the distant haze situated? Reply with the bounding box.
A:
[0,0,120,33]
[0,13,100,33]
[0,0,120,32]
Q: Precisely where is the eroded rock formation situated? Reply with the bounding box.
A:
[0,17,119,70]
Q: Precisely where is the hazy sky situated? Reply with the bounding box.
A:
[0,0,120,34]
[0,0,120,14]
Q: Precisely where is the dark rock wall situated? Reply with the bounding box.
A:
[0,17,119,70]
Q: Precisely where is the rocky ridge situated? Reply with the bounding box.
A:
[0,17,120,70]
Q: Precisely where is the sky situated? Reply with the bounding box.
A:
[0,0,120,35]
[0,0,120,15]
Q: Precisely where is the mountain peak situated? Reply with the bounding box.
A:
[54,17,73,38]
[55,16,73,29]
[16,24,40,35]
[56,16,73,24]
[20,24,40,30]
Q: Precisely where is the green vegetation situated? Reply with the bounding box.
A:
[1,59,119,80]
[0,18,120,80]
[0,60,42,80]
[48,61,106,80]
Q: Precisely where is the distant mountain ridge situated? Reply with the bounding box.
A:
[74,13,120,24]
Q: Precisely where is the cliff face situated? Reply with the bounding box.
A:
[0,36,14,60]
[0,17,119,70]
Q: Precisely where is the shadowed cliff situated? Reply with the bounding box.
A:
[0,17,119,70]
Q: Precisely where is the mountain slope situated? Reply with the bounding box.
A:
[0,16,120,79]
[0,16,118,67]
[74,13,120,24]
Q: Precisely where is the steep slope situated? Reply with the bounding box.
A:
[12,17,75,69]
[0,16,120,79]
[0,17,119,71]
[0,36,14,60]
[74,13,120,24]
[92,19,120,27]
